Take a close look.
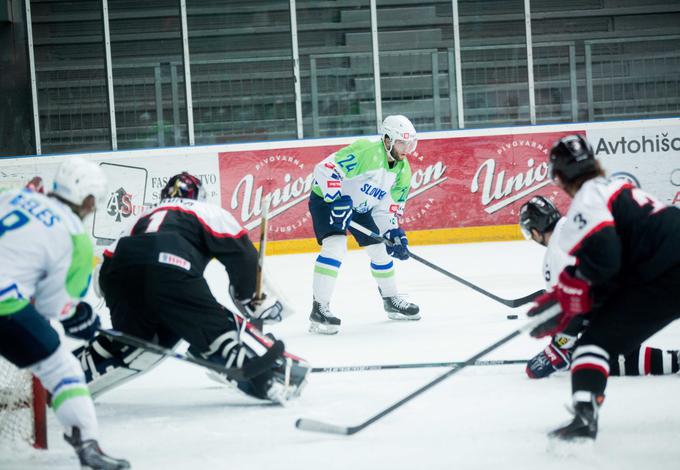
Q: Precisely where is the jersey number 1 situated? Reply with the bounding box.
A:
[145,210,168,233]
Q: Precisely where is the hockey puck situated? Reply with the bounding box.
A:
[506,314,519,320]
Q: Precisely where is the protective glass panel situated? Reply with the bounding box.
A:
[109,0,188,149]
[459,0,530,128]
[31,0,111,153]
[376,1,457,131]
[298,0,374,137]
[187,1,296,144]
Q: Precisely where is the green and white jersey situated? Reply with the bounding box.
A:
[311,139,412,233]
[0,188,93,320]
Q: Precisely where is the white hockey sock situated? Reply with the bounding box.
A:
[313,235,347,305]
[365,243,398,297]
[31,344,99,441]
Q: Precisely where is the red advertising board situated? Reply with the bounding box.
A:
[218,130,581,241]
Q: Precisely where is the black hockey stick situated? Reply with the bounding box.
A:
[348,221,543,308]
[96,328,278,382]
[311,358,526,373]
[295,303,560,435]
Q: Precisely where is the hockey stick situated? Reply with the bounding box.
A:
[348,221,543,308]
[96,328,278,383]
[295,303,560,435]
[255,196,270,300]
[311,358,526,373]
[252,197,270,330]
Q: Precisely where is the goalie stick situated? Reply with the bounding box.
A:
[348,221,543,308]
[295,302,561,435]
[255,195,270,301]
[252,196,270,330]
[96,328,280,383]
[311,358,526,373]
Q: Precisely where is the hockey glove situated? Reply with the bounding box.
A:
[383,227,409,260]
[526,341,573,379]
[528,269,592,338]
[60,302,101,341]
[555,268,592,317]
[329,195,353,231]
[231,286,284,324]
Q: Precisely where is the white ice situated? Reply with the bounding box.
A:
[3,240,680,470]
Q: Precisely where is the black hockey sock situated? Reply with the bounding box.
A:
[572,368,608,398]
[571,343,609,398]
[609,347,680,376]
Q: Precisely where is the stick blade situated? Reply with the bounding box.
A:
[509,289,545,307]
[295,418,351,435]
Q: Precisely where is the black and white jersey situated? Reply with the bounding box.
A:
[557,177,680,290]
[542,218,575,289]
[103,197,258,300]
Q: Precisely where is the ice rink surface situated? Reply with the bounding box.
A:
[4,240,680,470]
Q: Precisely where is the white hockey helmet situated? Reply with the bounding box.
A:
[380,115,417,155]
[52,157,108,208]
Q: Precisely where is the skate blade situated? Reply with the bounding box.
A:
[308,322,339,335]
[386,311,421,321]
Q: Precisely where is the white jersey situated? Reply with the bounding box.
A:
[310,139,412,234]
[542,218,575,289]
[0,188,93,320]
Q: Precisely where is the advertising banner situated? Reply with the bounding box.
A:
[2,117,677,250]
[218,130,578,241]
[587,124,680,206]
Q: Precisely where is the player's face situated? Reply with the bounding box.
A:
[389,138,417,161]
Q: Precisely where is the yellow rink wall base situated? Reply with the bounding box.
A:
[258,224,523,255]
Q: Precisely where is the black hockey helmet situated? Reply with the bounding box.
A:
[161,172,206,201]
[519,195,561,240]
[548,134,597,183]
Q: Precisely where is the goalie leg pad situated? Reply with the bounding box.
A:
[74,336,169,399]
[199,322,310,403]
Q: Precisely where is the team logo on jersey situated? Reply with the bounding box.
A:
[106,187,134,222]
[389,204,400,213]
[354,201,370,214]
[360,183,387,200]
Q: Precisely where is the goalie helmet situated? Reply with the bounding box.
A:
[519,196,561,240]
[161,172,206,201]
[381,115,417,154]
[52,157,108,208]
[548,134,597,183]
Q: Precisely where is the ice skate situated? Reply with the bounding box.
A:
[381,289,420,320]
[309,300,341,335]
[65,427,130,470]
[548,397,599,441]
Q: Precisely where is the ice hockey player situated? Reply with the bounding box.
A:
[0,158,130,469]
[308,115,420,334]
[520,195,680,379]
[75,172,309,403]
[527,135,680,441]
